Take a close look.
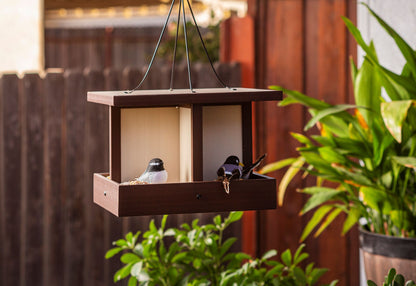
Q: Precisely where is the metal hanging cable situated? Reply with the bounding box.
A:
[186,0,228,88]
[169,0,182,91]
[127,0,228,93]
[181,0,194,92]
[126,0,176,93]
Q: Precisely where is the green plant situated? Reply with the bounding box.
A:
[367,268,416,286]
[261,3,416,240]
[159,14,220,63]
[106,212,337,286]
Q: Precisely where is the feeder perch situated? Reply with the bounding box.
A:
[87,88,282,216]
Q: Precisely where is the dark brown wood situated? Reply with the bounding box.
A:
[109,107,121,182]
[192,104,203,181]
[0,74,22,286]
[63,69,87,286]
[241,103,253,165]
[44,71,65,286]
[94,173,276,217]
[103,68,125,286]
[87,88,282,107]
[21,73,44,286]
[85,69,108,286]
[244,0,359,285]
[0,65,243,286]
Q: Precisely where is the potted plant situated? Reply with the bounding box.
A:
[367,268,415,286]
[106,212,337,285]
[260,4,416,284]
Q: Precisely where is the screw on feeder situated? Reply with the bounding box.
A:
[196,194,202,200]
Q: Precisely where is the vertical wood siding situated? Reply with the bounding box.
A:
[248,0,359,285]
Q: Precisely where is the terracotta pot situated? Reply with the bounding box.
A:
[359,228,416,284]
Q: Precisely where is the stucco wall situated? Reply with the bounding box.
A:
[0,0,43,73]
[358,0,416,72]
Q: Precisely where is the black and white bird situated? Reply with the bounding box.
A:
[136,158,168,184]
[217,154,267,194]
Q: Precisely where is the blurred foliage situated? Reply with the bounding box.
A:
[159,11,220,63]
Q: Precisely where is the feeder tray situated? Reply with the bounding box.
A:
[88,88,282,217]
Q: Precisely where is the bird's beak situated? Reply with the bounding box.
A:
[239,162,244,167]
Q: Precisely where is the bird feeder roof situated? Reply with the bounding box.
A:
[87,88,283,107]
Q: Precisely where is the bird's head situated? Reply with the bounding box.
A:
[224,155,244,167]
[146,158,165,172]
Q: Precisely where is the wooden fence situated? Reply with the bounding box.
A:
[0,63,241,286]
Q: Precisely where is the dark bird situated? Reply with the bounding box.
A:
[136,158,168,184]
[217,154,267,194]
[217,155,244,194]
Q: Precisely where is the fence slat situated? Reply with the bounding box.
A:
[85,69,108,286]
[63,69,87,286]
[21,73,44,286]
[44,71,65,286]
[103,68,124,286]
[0,74,22,286]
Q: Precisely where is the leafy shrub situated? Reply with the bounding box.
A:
[367,268,416,286]
[106,212,337,286]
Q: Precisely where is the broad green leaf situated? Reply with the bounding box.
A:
[309,268,329,285]
[301,152,339,175]
[278,157,305,206]
[128,276,137,286]
[220,237,237,257]
[126,232,133,243]
[259,157,297,174]
[381,100,414,142]
[149,220,157,233]
[395,274,405,285]
[131,261,143,278]
[114,239,127,247]
[367,280,377,286]
[121,253,140,264]
[390,210,413,232]
[300,205,333,242]
[270,85,331,110]
[172,252,187,263]
[354,55,381,127]
[350,56,358,83]
[161,215,168,230]
[393,156,416,169]
[331,164,374,187]
[363,3,416,78]
[293,267,307,285]
[360,186,394,213]
[342,207,360,235]
[281,249,292,266]
[305,104,357,131]
[261,249,277,261]
[226,211,243,225]
[318,146,347,164]
[105,247,123,259]
[387,268,397,284]
[278,95,299,106]
[301,188,344,214]
[214,215,221,226]
[293,244,306,263]
[291,132,314,145]
[314,208,343,237]
[114,263,133,282]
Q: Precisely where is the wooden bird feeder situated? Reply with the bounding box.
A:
[87,88,282,216]
[87,0,282,216]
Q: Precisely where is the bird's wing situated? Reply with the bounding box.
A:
[242,153,267,179]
